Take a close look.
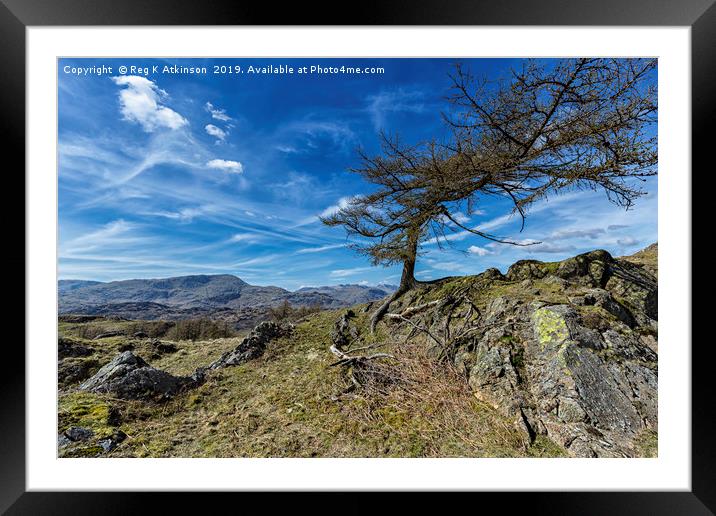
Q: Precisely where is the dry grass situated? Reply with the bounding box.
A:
[341,337,526,457]
[59,307,561,458]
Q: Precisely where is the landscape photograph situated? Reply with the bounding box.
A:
[57,57,658,459]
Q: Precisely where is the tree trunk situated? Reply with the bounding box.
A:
[370,237,419,333]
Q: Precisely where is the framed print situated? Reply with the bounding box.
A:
[3,0,712,512]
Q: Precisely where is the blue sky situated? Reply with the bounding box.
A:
[58,58,657,289]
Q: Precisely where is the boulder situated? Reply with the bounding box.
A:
[80,351,202,400]
[209,321,292,370]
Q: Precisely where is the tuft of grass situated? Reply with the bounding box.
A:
[527,435,569,457]
[635,429,658,457]
[341,339,529,457]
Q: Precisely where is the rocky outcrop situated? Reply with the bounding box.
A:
[390,246,658,457]
[79,351,203,400]
[77,321,292,401]
[59,357,100,387]
[58,337,94,359]
[209,321,293,369]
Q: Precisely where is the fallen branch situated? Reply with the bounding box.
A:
[329,343,394,366]
[328,310,398,392]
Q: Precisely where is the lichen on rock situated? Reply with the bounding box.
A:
[386,245,659,457]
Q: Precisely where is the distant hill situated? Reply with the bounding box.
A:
[58,274,395,320]
[295,283,398,306]
[58,279,103,294]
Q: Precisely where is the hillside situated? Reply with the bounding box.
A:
[58,275,396,323]
[57,244,658,458]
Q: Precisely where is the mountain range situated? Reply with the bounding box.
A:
[58,275,396,323]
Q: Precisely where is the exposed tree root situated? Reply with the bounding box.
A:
[329,310,397,393]
[384,294,482,363]
[369,275,457,334]
[369,285,410,334]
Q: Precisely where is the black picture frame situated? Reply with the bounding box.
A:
[3,0,710,513]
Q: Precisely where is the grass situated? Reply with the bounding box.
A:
[60,308,555,458]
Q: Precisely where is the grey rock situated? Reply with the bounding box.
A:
[64,426,94,442]
[209,321,292,370]
[93,331,124,340]
[433,246,660,457]
[98,430,127,452]
[58,357,100,387]
[58,337,94,358]
[150,339,178,354]
[506,260,548,281]
[57,434,72,449]
[481,268,505,281]
[80,351,201,400]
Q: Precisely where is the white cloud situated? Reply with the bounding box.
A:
[429,261,467,272]
[468,245,490,256]
[329,266,373,278]
[284,120,357,152]
[144,207,204,223]
[62,219,154,255]
[366,89,426,130]
[72,219,133,244]
[111,76,187,132]
[551,228,605,240]
[228,233,259,243]
[206,159,243,174]
[205,124,227,141]
[205,102,233,122]
[320,196,355,218]
[232,255,279,268]
[296,243,347,254]
[526,242,576,254]
[452,212,471,224]
[617,237,639,246]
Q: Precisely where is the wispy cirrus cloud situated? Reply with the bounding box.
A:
[296,243,347,254]
[61,219,154,255]
[366,88,427,130]
[329,266,374,278]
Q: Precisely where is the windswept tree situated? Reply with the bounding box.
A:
[323,58,657,331]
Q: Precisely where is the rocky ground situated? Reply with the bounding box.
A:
[57,244,657,458]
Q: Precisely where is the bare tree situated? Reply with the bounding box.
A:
[323,58,657,332]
